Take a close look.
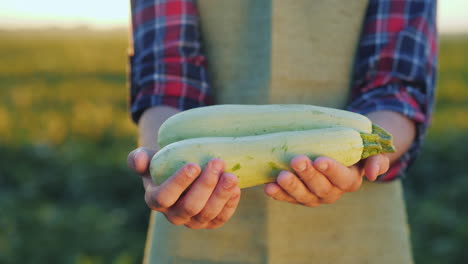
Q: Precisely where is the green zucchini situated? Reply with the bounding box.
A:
[157,104,374,148]
[150,127,391,189]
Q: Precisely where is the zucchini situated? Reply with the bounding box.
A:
[150,127,391,189]
[158,104,374,148]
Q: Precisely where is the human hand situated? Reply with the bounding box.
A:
[264,154,389,206]
[127,147,241,229]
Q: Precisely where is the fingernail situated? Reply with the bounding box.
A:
[223,177,234,189]
[316,162,328,172]
[185,165,198,178]
[132,150,144,170]
[295,161,306,172]
[279,171,293,185]
[211,160,223,172]
[266,183,278,196]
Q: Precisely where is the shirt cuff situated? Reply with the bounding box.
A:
[347,84,431,181]
[130,91,211,124]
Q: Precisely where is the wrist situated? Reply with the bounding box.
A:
[365,110,416,164]
[138,106,181,148]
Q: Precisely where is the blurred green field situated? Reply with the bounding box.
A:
[0,29,467,264]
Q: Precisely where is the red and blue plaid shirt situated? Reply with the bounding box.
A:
[129,0,438,181]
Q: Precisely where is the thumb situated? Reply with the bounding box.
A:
[363,154,390,181]
[127,147,158,174]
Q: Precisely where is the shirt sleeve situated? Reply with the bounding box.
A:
[347,0,438,181]
[129,0,212,124]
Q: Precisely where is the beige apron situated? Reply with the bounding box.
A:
[143,1,413,263]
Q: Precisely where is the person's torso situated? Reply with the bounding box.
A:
[144,1,414,263]
[198,0,367,108]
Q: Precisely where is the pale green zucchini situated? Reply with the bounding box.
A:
[158,104,374,148]
[150,127,389,189]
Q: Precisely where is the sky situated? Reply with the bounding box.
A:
[0,0,467,33]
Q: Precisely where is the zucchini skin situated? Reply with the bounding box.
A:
[150,127,364,189]
[158,104,373,148]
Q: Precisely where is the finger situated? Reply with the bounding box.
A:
[143,184,167,213]
[276,171,320,206]
[172,159,224,219]
[193,173,239,224]
[142,174,157,193]
[290,155,333,199]
[347,172,364,192]
[183,217,209,230]
[319,187,344,204]
[149,163,201,210]
[364,154,390,181]
[127,147,157,174]
[313,157,363,192]
[264,183,298,204]
[206,188,241,229]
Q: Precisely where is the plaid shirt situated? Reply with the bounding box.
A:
[129,0,438,181]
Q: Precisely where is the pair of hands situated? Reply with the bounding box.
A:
[127,148,390,229]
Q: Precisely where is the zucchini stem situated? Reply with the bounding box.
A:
[360,125,396,159]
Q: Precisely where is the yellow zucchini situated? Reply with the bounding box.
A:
[150,127,387,189]
[158,104,374,148]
